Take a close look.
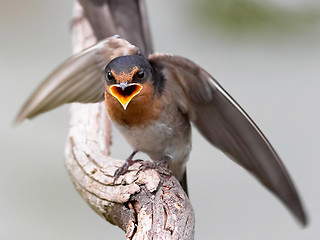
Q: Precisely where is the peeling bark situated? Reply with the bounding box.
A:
[64,1,195,239]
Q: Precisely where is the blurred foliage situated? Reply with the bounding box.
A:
[191,0,320,35]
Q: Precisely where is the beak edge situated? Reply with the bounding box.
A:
[109,84,143,110]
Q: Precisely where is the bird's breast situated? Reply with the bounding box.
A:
[115,117,191,181]
[105,86,192,180]
[115,120,173,154]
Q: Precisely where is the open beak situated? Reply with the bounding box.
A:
[109,83,143,110]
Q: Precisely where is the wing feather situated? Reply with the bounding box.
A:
[15,37,139,123]
[149,53,307,225]
[78,0,153,55]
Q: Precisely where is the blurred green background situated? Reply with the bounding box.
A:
[194,0,320,34]
[1,0,320,239]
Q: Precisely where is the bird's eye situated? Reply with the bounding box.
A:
[106,71,115,81]
[136,70,145,79]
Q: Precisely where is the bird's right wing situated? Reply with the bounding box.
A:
[15,37,139,123]
[16,0,153,124]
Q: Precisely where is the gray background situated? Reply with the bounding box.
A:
[1,0,319,239]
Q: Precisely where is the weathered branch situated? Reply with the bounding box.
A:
[64,2,195,239]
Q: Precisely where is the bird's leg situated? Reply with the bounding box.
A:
[113,150,140,183]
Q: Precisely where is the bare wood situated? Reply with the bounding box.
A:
[64,1,195,239]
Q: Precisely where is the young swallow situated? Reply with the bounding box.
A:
[15,37,307,225]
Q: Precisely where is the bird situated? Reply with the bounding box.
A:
[15,36,307,226]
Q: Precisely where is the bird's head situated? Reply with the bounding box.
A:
[105,55,153,110]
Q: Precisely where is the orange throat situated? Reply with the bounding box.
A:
[105,81,163,127]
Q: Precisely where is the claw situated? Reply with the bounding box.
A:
[113,150,139,184]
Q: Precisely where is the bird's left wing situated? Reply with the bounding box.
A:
[15,37,139,123]
[148,53,307,225]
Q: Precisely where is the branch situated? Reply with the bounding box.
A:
[64,2,195,239]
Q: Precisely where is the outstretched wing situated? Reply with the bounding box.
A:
[16,0,153,124]
[148,53,307,225]
[78,0,153,55]
[15,37,139,123]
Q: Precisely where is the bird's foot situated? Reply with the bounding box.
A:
[139,156,171,177]
[113,150,141,184]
